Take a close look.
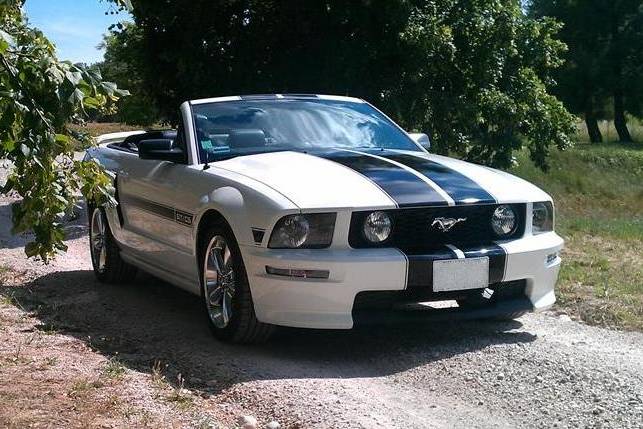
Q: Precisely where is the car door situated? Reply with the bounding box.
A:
[116,119,198,282]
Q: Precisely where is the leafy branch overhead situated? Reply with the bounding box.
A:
[119,0,575,170]
[0,1,129,261]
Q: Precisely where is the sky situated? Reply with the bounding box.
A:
[24,0,131,64]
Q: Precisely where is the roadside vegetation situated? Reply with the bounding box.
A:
[511,131,643,330]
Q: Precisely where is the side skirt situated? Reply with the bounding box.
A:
[120,250,200,295]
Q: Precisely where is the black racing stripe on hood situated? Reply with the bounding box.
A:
[311,150,448,207]
[377,152,496,205]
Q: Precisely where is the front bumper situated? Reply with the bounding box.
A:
[241,232,563,329]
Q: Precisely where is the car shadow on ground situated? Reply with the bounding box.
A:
[1,267,537,396]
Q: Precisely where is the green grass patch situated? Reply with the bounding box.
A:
[102,357,126,380]
[511,142,643,330]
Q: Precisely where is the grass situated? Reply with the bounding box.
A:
[67,122,148,150]
[575,117,643,144]
[510,140,643,330]
[102,357,126,380]
[67,378,104,399]
[68,122,144,138]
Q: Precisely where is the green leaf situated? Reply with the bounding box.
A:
[100,81,118,95]
[83,96,101,109]
[2,139,16,152]
[25,242,39,258]
[55,134,70,144]
[65,70,83,85]
[68,88,84,104]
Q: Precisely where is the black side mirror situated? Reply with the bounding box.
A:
[138,139,185,163]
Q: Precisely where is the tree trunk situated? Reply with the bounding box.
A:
[584,99,603,143]
[613,90,632,142]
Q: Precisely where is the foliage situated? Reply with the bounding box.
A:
[97,22,158,125]
[530,0,643,142]
[0,1,128,261]
[393,1,576,169]
[122,0,574,170]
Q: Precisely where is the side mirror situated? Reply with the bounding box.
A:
[409,132,431,150]
[138,139,185,163]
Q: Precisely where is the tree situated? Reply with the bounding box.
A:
[0,0,128,261]
[531,0,642,143]
[97,22,158,125]
[607,0,642,143]
[127,0,574,169]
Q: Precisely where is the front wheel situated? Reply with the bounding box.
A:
[88,205,136,283]
[200,224,274,343]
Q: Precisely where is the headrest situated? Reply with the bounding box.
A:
[228,129,266,149]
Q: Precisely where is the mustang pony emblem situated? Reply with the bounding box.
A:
[431,217,467,232]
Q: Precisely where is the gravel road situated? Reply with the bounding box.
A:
[1,164,642,428]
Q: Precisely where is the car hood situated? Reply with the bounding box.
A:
[212,149,551,209]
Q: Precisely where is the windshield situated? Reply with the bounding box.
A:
[190,98,421,162]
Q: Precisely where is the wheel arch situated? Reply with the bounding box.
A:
[194,209,235,265]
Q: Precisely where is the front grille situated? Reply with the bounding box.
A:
[349,203,526,251]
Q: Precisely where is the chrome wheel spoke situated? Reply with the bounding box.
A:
[221,291,232,326]
[90,209,107,273]
[222,245,232,269]
[203,235,237,329]
[98,246,107,270]
[207,283,224,306]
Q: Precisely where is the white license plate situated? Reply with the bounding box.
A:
[433,257,489,292]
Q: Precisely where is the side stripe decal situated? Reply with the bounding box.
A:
[312,150,449,207]
[123,195,194,227]
[379,153,496,205]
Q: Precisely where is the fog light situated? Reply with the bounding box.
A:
[265,266,330,279]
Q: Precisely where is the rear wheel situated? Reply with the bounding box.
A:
[88,205,136,283]
[200,223,274,343]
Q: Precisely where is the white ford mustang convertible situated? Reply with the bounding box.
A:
[86,94,563,342]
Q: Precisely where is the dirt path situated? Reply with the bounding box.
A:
[1,188,642,428]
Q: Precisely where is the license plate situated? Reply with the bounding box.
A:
[433,257,489,292]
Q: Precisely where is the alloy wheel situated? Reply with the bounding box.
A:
[203,235,236,328]
[90,208,107,273]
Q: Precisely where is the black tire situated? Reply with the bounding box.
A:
[199,222,275,343]
[88,204,137,283]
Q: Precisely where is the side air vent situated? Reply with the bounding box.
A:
[251,228,265,244]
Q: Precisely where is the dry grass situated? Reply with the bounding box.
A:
[68,122,144,138]
[512,141,643,331]
[558,235,643,330]
[575,117,643,143]
[0,277,199,428]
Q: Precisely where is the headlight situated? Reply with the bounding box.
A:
[363,211,392,243]
[268,213,336,249]
[532,201,554,234]
[491,204,517,236]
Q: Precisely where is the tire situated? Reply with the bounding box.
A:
[88,204,137,283]
[199,222,275,343]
